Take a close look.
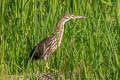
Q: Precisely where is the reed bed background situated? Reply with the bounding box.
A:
[0,0,120,79]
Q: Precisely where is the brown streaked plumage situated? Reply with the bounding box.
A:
[29,13,86,70]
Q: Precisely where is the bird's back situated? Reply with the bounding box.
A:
[29,34,58,61]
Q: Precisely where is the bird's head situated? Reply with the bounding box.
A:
[63,13,86,20]
[59,13,86,25]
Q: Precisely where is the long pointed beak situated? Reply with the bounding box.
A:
[74,16,87,19]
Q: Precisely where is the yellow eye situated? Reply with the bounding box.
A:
[69,14,74,17]
[72,15,74,17]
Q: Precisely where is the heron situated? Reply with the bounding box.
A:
[29,13,86,71]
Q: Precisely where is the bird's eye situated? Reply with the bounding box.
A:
[69,15,73,18]
[71,15,74,17]
[70,14,73,17]
[69,14,74,18]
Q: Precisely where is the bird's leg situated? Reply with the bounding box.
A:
[44,56,50,71]
[45,61,57,72]
[46,61,50,70]
[44,56,58,72]
[45,61,59,72]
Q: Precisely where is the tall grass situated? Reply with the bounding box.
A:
[0,0,120,79]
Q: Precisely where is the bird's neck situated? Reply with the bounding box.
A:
[54,17,70,33]
[52,17,69,46]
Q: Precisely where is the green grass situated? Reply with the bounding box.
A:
[0,0,120,79]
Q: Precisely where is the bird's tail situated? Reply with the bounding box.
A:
[24,46,36,69]
[29,46,36,61]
